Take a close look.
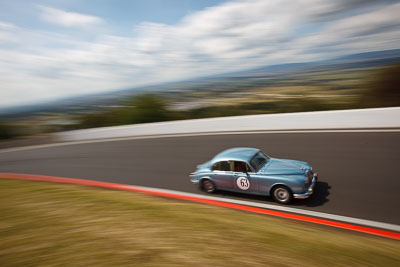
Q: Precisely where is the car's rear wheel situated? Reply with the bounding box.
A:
[272,186,292,204]
[201,179,216,193]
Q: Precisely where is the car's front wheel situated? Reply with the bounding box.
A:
[272,186,292,204]
[201,179,216,193]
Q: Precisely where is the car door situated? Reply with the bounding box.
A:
[232,161,259,193]
[209,161,234,190]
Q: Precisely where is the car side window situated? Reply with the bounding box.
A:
[212,161,231,171]
[233,161,252,173]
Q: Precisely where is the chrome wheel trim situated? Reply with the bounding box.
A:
[274,187,289,202]
[202,180,215,193]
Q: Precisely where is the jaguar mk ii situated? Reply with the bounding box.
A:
[190,147,317,204]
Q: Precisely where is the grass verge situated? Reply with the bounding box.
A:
[0,178,399,266]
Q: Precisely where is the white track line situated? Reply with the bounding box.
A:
[1,128,400,153]
[137,186,400,232]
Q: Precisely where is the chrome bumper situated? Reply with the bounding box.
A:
[190,173,199,184]
[293,173,318,199]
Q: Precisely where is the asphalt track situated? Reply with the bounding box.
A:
[1,132,399,225]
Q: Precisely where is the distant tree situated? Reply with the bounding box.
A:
[129,94,170,123]
[76,93,175,129]
[78,113,110,129]
[0,123,14,139]
[362,63,400,107]
[0,123,23,139]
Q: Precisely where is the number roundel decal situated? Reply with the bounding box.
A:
[236,177,250,190]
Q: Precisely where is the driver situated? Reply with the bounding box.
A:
[235,162,246,172]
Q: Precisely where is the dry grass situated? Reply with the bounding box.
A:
[0,178,399,266]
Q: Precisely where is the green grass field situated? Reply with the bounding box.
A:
[0,178,399,266]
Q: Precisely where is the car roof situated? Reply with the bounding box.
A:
[211,147,260,163]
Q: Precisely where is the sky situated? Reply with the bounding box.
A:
[1,0,400,108]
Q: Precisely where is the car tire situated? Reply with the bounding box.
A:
[201,179,216,193]
[272,186,292,204]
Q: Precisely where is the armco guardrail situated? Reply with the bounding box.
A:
[56,107,400,142]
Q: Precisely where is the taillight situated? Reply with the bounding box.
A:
[307,171,312,179]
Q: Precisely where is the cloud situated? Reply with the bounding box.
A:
[0,21,18,43]
[326,2,400,38]
[1,0,400,107]
[291,2,400,56]
[38,5,104,29]
[0,21,17,30]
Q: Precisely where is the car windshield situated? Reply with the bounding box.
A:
[250,151,270,172]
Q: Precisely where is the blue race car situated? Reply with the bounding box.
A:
[190,147,317,204]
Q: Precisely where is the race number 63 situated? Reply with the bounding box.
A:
[236,177,250,190]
